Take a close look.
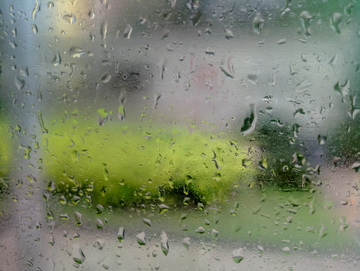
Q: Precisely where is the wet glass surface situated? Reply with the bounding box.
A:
[1,0,360,270]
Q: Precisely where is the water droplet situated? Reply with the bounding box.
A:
[46,180,55,192]
[123,24,133,39]
[47,209,54,219]
[19,67,29,77]
[70,63,77,77]
[72,195,81,205]
[319,225,328,238]
[351,162,360,172]
[258,158,268,170]
[224,29,234,39]
[60,213,69,220]
[220,56,235,78]
[88,10,95,19]
[348,95,360,119]
[190,10,201,26]
[100,71,111,83]
[9,40,17,48]
[295,79,312,93]
[331,13,342,34]
[252,205,261,214]
[334,80,350,98]
[52,51,61,66]
[158,204,170,214]
[74,211,82,226]
[292,153,306,167]
[32,0,40,20]
[143,218,151,227]
[72,245,86,264]
[117,227,125,242]
[96,204,104,215]
[339,216,349,231]
[262,95,273,103]
[317,135,327,145]
[241,158,252,168]
[154,92,161,109]
[308,198,316,214]
[232,248,245,263]
[345,3,354,15]
[253,13,264,34]
[103,163,109,181]
[258,245,264,253]
[69,46,84,58]
[204,47,215,55]
[241,103,257,135]
[212,151,222,169]
[63,14,76,24]
[100,21,108,40]
[247,74,258,84]
[94,239,105,250]
[23,146,32,159]
[187,0,199,10]
[117,105,125,121]
[293,123,301,138]
[96,219,104,229]
[161,29,170,40]
[282,246,290,253]
[167,0,176,8]
[180,213,188,222]
[37,111,48,133]
[300,11,313,37]
[195,226,205,234]
[14,76,25,90]
[294,108,305,118]
[59,195,67,205]
[281,0,292,17]
[160,231,169,256]
[182,237,191,249]
[31,24,38,34]
[136,231,146,245]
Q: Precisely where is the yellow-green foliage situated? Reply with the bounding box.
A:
[0,119,10,178]
[43,117,255,206]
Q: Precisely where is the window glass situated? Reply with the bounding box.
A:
[1,0,359,270]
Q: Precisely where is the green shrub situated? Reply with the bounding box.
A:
[43,119,256,207]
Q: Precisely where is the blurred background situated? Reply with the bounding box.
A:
[1,0,360,270]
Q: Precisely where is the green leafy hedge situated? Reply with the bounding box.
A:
[43,119,256,207]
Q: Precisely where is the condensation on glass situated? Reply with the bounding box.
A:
[0,0,359,270]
